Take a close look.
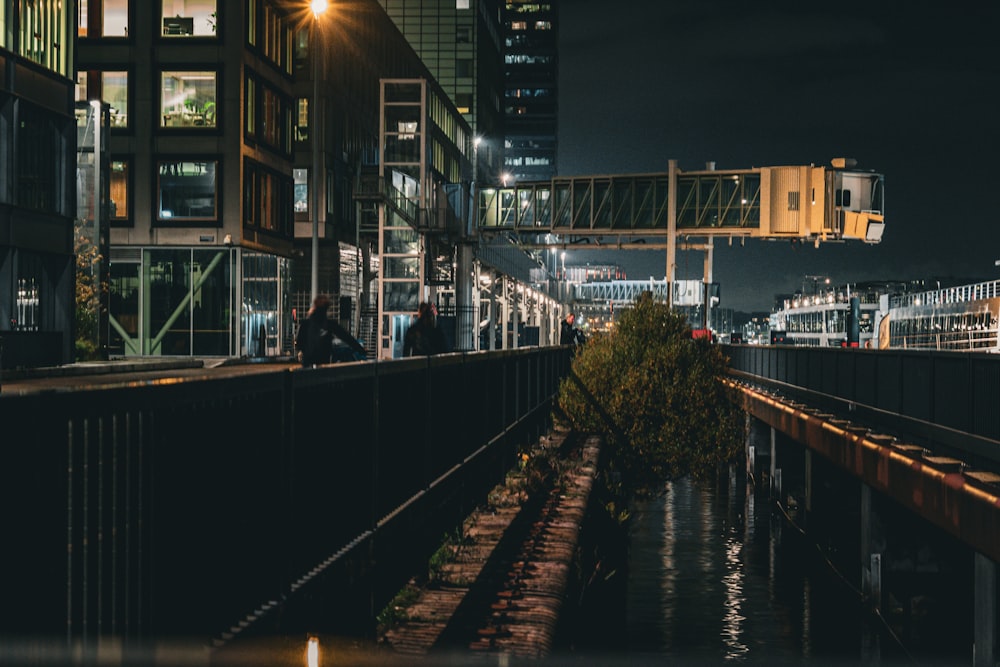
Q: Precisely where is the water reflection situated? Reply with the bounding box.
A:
[626,474,867,664]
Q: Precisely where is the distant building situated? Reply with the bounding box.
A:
[1,1,77,367]
[376,0,505,184]
[503,0,558,183]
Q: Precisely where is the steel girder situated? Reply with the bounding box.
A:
[477,170,762,238]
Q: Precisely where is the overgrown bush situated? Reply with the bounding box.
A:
[557,292,744,495]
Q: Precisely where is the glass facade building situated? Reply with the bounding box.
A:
[75,0,472,360]
[503,0,557,182]
[1,0,77,367]
[376,0,504,185]
[77,0,297,359]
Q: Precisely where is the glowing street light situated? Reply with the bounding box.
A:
[309,0,329,303]
[305,635,320,667]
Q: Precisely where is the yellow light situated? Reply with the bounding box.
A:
[311,0,329,18]
[306,636,320,667]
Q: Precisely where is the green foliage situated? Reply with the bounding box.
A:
[557,292,745,495]
[376,585,420,630]
[74,227,103,361]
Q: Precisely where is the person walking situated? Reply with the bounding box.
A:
[295,295,335,367]
[403,302,446,356]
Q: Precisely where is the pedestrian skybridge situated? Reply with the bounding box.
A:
[477,160,885,249]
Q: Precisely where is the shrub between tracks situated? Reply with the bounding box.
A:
[557,292,745,496]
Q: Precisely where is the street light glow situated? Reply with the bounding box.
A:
[309,0,328,303]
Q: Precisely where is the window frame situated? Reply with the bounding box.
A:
[75,0,132,40]
[109,156,133,226]
[154,157,223,227]
[157,67,221,132]
[157,0,219,40]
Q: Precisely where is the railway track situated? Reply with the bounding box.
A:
[379,429,602,659]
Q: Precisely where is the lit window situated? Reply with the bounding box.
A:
[19,0,72,74]
[534,20,551,30]
[244,73,256,137]
[456,0,470,7]
[110,160,130,222]
[161,71,217,128]
[103,71,129,128]
[102,0,128,37]
[294,169,309,214]
[295,98,309,142]
[77,0,88,37]
[161,0,218,37]
[511,21,527,30]
[75,72,89,102]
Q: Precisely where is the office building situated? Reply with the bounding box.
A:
[375,0,504,184]
[503,0,557,183]
[1,0,77,367]
[76,0,471,359]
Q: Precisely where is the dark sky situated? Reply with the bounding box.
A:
[555,1,1000,312]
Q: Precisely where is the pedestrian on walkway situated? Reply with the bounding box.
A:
[560,312,585,347]
[403,302,446,356]
[295,295,334,367]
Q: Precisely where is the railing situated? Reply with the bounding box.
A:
[890,278,1000,308]
[0,347,571,651]
[895,329,1000,352]
[723,344,1000,469]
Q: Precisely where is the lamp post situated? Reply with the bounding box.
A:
[309,0,328,304]
[472,135,482,183]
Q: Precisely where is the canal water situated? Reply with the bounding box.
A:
[562,471,968,666]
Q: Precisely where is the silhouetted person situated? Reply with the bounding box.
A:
[403,302,446,356]
[295,295,334,367]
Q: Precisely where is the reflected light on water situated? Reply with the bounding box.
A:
[721,536,748,659]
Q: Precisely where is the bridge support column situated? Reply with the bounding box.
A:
[511,278,519,349]
[769,426,781,500]
[974,553,996,667]
[747,416,770,485]
[859,483,882,663]
[860,484,883,611]
[455,244,475,351]
[488,270,498,350]
[803,449,812,529]
[500,275,509,349]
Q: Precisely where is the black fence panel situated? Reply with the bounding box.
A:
[724,345,1000,464]
[899,354,934,424]
[932,355,972,433]
[0,348,570,651]
[875,352,903,415]
[854,352,878,407]
[973,357,1000,441]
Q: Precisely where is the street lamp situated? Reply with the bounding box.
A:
[472,135,482,183]
[309,0,329,304]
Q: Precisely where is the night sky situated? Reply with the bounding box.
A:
[556,1,1000,312]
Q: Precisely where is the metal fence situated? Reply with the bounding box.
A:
[0,347,571,653]
[724,345,1000,467]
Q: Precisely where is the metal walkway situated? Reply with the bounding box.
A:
[477,160,885,249]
